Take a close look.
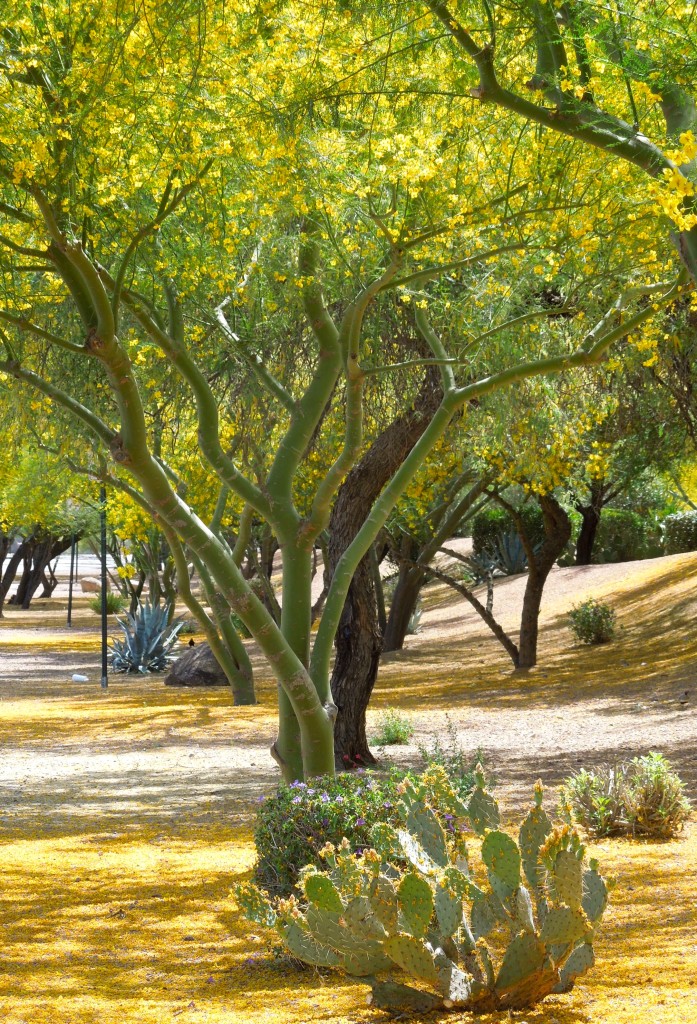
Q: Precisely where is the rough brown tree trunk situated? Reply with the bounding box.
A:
[0,536,25,617]
[9,534,73,610]
[575,480,606,566]
[517,495,571,669]
[383,560,424,653]
[328,370,441,768]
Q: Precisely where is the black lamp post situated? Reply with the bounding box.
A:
[100,485,108,690]
[66,532,76,627]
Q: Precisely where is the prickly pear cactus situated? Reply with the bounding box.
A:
[235,773,609,1015]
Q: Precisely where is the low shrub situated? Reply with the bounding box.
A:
[418,715,486,799]
[568,598,616,644]
[663,510,697,555]
[372,708,414,746]
[562,752,692,839]
[471,502,545,557]
[88,591,126,615]
[624,752,693,838]
[560,764,627,837]
[253,768,410,896]
[593,509,659,563]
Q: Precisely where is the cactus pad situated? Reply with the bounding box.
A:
[343,948,393,976]
[304,873,344,913]
[279,920,342,967]
[515,884,536,933]
[554,941,595,993]
[481,830,521,894]
[367,980,442,1012]
[398,872,434,938]
[539,906,589,946]
[406,805,449,867]
[435,881,463,937]
[384,933,440,985]
[582,866,608,923]
[477,942,496,989]
[370,822,401,861]
[437,960,475,1005]
[397,828,437,875]
[553,849,583,908]
[470,894,497,939]
[519,802,552,889]
[234,883,276,928]
[344,895,386,941]
[369,874,399,933]
[495,933,546,992]
[468,783,500,835]
[442,865,470,898]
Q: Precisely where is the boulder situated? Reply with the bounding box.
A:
[80,576,101,593]
[164,642,229,687]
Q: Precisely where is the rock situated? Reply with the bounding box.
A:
[164,642,229,687]
[80,576,101,593]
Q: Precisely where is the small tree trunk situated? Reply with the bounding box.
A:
[39,562,58,598]
[11,536,54,609]
[328,366,441,767]
[575,480,606,565]
[331,555,382,769]
[383,562,424,652]
[517,495,571,669]
[0,539,25,618]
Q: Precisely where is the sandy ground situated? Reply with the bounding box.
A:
[1,552,696,842]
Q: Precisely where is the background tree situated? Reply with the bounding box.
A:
[0,0,685,779]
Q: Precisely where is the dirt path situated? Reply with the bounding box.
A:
[1,552,696,825]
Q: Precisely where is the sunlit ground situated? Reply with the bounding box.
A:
[1,553,696,1021]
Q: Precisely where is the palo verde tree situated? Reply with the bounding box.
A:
[415,0,697,281]
[0,1,688,780]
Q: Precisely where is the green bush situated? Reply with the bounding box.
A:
[568,598,616,644]
[562,753,692,839]
[372,708,414,745]
[663,510,697,554]
[624,752,693,838]
[88,591,126,615]
[560,765,627,837]
[418,716,485,800]
[593,509,658,563]
[253,769,410,896]
[471,505,509,555]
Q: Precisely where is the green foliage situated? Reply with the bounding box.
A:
[418,717,485,800]
[238,767,608,1013]
[373,708,415,746]
[562,753,692,839]
[109,600,183,674]
[471,505,509,555]
[568,598,617,645]
[253,769,410,896]
[624,753,693,839]
[88,591,127,616]
[663,510,697,555]
[560,766,626,837]
[593,509,659,563]
[471,503,544,558]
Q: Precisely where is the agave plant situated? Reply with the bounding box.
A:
[110,600,184,674]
